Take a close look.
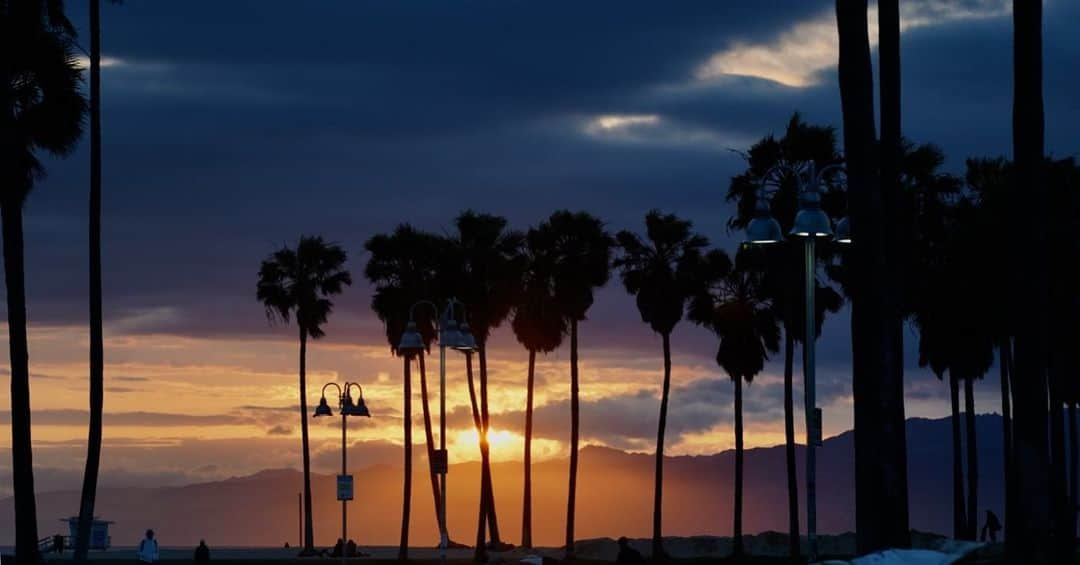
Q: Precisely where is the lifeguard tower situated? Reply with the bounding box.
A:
[62,517,114,550]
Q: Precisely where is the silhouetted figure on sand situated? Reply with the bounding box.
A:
[137,529,159,563]
[616,537,645,565]
[194,539,210,562]
[345,539,357,557]
[330,538,344,558]
[980,510,1002,542]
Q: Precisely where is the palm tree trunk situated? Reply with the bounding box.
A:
[877,0,913,547]
[75,1,104,561]
[299,326,315,552]
[733,377,744,558]
[783,329,800,557]
[651,332,672,559]
[565,318,580,559]
[1048,358,1068,560]
[3,202,42,564]
[837,0,909,552]
[399,355,413,561]
[478,346,502,546]
[1069,402,1078,549]
[965,377,979,541]
[999,339,1014,536]
[522,349,536,549]
[465,353,488,562]
[418,352,445,542]
[1007,1,1051,563]
[950,373,967,539]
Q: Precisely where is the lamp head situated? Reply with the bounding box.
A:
[745,193,784,244]
[397,320,425,353]
[313,396,333,418]
[454,322,480,353]
[834,216,852,244]
[440,318,466,349]
[789,188,833,239]
[342,392,371,418]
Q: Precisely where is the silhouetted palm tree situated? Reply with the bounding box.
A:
[365,225,446,556]
[613,210,707,558]
[511,227,567,549]
[1008,1,1051,562]
[536,210,612,558]
[443,211,524,556]
[1,2,86,560]
[76,1,120,561]
[689,249,780,558]
[726,115,844,557]
[257,236,351,554]
[835,0,910,551]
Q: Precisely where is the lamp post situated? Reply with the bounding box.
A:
[746,161,850,559]
[397,298,478,565]
[313,381,371,565]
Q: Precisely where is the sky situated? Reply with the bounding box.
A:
[1,0,1078,498]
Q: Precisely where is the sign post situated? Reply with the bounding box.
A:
[337,474,354,501]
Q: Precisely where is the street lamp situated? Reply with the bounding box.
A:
[745,161,850,559]
[397,298,477,565]
[313,381,371,565]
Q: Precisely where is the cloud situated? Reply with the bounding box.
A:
[266,425,293,436]
[695,0,1012,87]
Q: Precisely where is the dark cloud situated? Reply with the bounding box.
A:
[5,0,1076,424]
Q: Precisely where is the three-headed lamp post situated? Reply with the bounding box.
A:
[313,381,371,565]
[397,298,478,565]
[745,161,850,559]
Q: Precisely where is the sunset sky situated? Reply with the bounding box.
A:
[1,0,1078,500]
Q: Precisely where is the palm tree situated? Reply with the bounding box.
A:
[725,114,844,557]
[536,210,612,559]
[1008,2,1051,560]
[257,236,352,554]
[613,210,707,558]
[511,226,567,549]
[76,1,120,560]
[1,2,86,560]
[443,211,524,556]
[835,0,910,552]
[365,225,447,555]
[689,249,780,558]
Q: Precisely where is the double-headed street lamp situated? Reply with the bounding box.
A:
[397,298,478,565]
[746,161,850,559]
[313,381,371,565]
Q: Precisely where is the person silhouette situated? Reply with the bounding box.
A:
[194,539,211,562]
[980,510,1002,542]
[137,529,159,563]
[615,537,645,565]
[330,538,344,558]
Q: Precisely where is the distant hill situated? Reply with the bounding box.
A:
[0,414,1007,547]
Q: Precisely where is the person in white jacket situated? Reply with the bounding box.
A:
[137,529,159,563]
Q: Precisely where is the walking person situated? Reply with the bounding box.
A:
[980,510,1002,542]
[194,539,211,563]
[137,529,160,563]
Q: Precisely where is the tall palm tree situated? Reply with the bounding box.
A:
[1008,2,1050,561]
[964,158,1015,528]
[835,0,910,552]
[613,210,707,558]
[76,1,120,560]
[536,210,612,559]
[689,249,780,558]
[511,226,567,549]
[257,236,352,554]
[443,211,524,556]
[1,1,86,560]
[365,225,447,554]
[725,114,844,557]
